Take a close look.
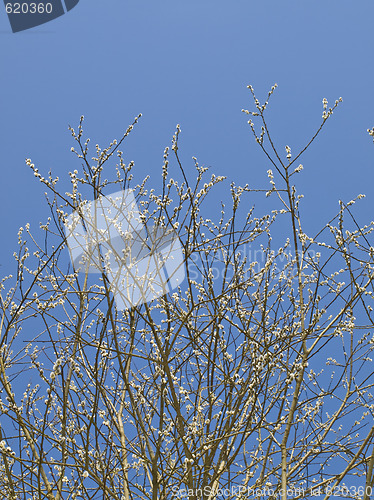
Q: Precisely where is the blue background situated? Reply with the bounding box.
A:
[1,0,373,266]
[0,2,373,492]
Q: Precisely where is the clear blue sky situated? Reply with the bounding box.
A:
[1,0,374,268]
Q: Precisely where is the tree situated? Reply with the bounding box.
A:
[0,84,374,500]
